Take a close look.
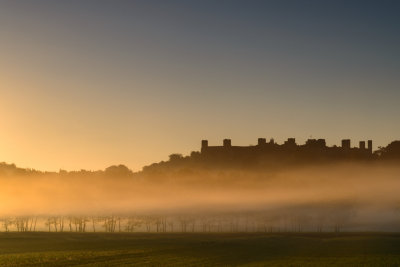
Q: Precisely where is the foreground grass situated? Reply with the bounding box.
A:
[0,232,399,266]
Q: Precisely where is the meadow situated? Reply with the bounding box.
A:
[0,232,399,266]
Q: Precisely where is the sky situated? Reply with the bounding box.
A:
[0,0,399,171]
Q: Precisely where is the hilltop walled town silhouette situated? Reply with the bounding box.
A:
[162,137,400,169]
[201,138,373,159]
[193,138,373,167]
[2,137,400,177]
[137,137,400,173]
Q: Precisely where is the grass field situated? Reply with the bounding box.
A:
[0,232,399,266]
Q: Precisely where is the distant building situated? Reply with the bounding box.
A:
[258,138,266,145]
[223,139,231,147]
[359,141,366,150]
[199,137,374,165]
[341,139,351,149]
[368,140,373,153]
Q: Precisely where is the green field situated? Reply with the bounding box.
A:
[0,232,399,266]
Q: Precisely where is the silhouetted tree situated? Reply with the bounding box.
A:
[169,154,183,162]
[105,165,133,177]
[378,141,400,159]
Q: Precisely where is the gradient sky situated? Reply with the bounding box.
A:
[0,0,399,171]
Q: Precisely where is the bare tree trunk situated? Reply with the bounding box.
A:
[33,217,37,231]
[92,217,96,232]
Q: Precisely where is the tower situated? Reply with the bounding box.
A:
[359,141,366,150]
[317,139,326,147]
[342,139,351,149]
[284,138,296,146]
[223,139,231,147]
[258,138,266,146]
[201,140,208,151]
[368,140,373,153]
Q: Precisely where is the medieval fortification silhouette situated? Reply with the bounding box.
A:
[147,137,400,171]
[201,138,373,159]
[192,138,391,168]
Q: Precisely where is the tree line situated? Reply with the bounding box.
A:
[0,209,362,233]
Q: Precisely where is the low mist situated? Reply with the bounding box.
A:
[0,162,399,232]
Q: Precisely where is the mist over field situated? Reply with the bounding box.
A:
[1,162,399,232]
